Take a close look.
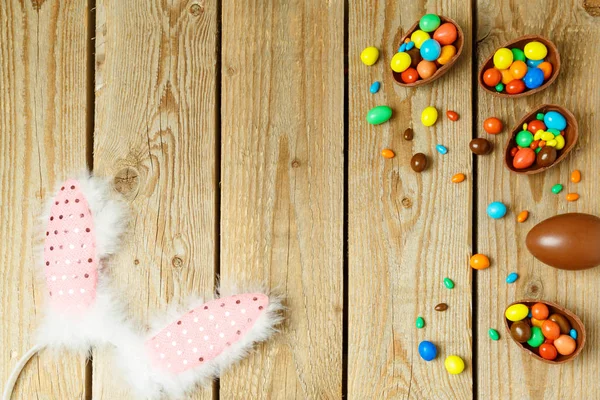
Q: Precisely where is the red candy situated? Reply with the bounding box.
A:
[401,67,419,83]
[505,79,525,94]
[510,147,518,157]
[513,148,536,169]
[483,117,503,134]
[483,68,502,87]
[542,320,561,340]
[539,343,558,360]
[527,120,546,134]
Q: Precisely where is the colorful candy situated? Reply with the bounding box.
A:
[469,138,492,155]
[444,355,465,375]
[416,316,425,329]
[523,68,544,89]
[437,45,457,65]
[527,326,545,347]
[416,60,437,79]
[549,313,571,334]
[418,341,438,361]
[451,173,465,183]
[517,210,529,223]
[554,334,576,356]
[400,67,419,83]
[569,329,577,340]
[510,320,531,342]
[506,272,518,283]
[483,117,503,134]
[411,30,431,49]
[436,144,448,155]
[446,110,459,121]
[366,106,393,125]
[435,303,448,311]
[566,193,580,202]
[420,39,441,61]
[403,128,414,141]
[489,328,500,341]
[505,304,529,322]
[493,48,513,69]
[410,153,428,172]
[483,68,502,86]
[551,184,563,194]
[419,14,441,32]
[421,106,438,126]
[532,303,549,320]
[470,254,490,270]
[570,170,581,183]
[390,52,412,73]
[370,81,381,93]
[487,201,507,219]
[443,277,455,289]
[542,320,561,340]
[539,343,558,360]
[544,111,567,130]
[381,149,395,159]
[361,46,379,66]
[524,41,547,60]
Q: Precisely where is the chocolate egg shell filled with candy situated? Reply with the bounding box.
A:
[392,15,464,87]
[504,300,585,364]
[504,104,578,174]
[526,213,600,270]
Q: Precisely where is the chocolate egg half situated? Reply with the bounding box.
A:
[526,213,600,270]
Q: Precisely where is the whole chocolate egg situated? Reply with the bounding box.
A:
[526,213,600,270]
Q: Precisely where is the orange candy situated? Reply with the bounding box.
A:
[531,317,545,328]
[539,343,558,360]
[417,60,437,79]
[538,61,553,80]
[517,210,529,223]
[571,169,581,183]
[381,149,395,159]
[566,193,580,202]
[483,117,503,134]
[505,79,525,94]
[542,320,561,340]
[532,302,549,320]
[452,173,466,183]
[401,67,419,83]
[446,110,459,121]
[554,334,576,356]
[500,69,514,84]
[509,60,528,79]
[513,148,536,169]
[483,68,502,87]
[527,120,546,133]
[469,254,490,270]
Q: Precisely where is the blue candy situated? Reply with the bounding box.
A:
[370,81,381,94]
[436,144,448,155]
[524,68,545,89]
[544,111,567,131]
[526,58,543,68]
[487,202,507,219]
[570,329,577,340]
[506,272,519,284]
[528,310,533,318]
[420,39,441,61]
[398,43,407,52]
[406,41,415,50]
[418,340,437,361]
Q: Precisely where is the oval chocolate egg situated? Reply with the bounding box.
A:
[526,213,600,270]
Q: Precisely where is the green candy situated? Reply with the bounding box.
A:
[488,328,500,341]
[443,277,455,289]
[419,14,441,32]
[515,130,534,147]
[551,184,563,194]
[527,326,544,348]
[367,105,392,125]
[536,112,545,120]
[535,147,542,154]
[547,128,561,136]
[416,316,425,329]
[511,48,526,62]
[495,83,504,92]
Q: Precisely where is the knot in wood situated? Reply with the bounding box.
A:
[401,197,412,208]
[291,160,301,168]
[172,256,184,268]
[189,3,204,16]
[113,167,140,196]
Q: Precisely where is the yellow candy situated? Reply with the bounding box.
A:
[421,106,438,127]
[411,30,431,49]
[444,355,465,375]
[524,41,548,61]
[541,131,555,142]
[546,139,557,147]
[360,46,379,66]
[493,48,513,70]
[555,134,565,150]
[522,123,528,130]
[534,130,544,141]
[505,304,529,322]
[390,52,412,73]
[437,45,457,65]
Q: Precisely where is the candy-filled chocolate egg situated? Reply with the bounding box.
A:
[526,213,600,271]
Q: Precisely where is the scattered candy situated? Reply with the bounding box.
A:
[418,341,438,361]
[570,170,581,183]
[551,184,563,194]
[469,138,492,155]
[410,153,428,172]
[436,144,448,155]
[566,193,579,202]
[470,254,490,270]
[488,328,500,341]
[421,106,438,126]
[487,201,507,219]
[570,329,577,340]
[443,277,455,289]
[446,110,459,121]
[361,46,379,66]
[403,128,414,141]
[416,316,425,329]
[451,173,465,183]
[370,81,381,94]
[444,355,465,375]
[366,105,393,125]
[517,211,529,223]
[381,149,395,159]
[483,117,503,134]
[435,303,448,311]
[506,272,518,284]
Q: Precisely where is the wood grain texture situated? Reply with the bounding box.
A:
[348,2,473,398]
[476,1,600,398]
[219,0,344,398]
[0,1,89,398]
[92,0,218,398]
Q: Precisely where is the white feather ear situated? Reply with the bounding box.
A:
[114,289,283,399]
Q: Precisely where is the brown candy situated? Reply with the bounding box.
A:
[435,303,448,311]
[410,153,428,172]
[536,146,557,168]
[406,48,422,68]
[510,320,531,343]
[403,128,414,141]
[526,213,600,270]
[549,313,571,334]
[469,138,492,155]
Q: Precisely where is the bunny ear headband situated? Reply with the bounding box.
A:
[3,175,283,400]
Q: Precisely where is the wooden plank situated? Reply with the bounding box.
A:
[219,0,344,398]
[0,0,89,398]
[92,0,218,398]
[476,1,600,397]
[348,2,473,398]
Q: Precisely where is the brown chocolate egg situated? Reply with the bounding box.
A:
[526,213,600,270]
[410,153,428,172]
[469,138,492,155]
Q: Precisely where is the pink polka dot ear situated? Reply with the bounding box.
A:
[43,179,98,313]
[146,294,269,373]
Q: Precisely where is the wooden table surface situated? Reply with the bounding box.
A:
[1,0,599,399]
